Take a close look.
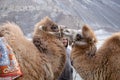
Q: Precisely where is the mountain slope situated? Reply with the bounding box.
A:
[0,0,120,36]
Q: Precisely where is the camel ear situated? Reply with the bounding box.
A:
[82,25,93,38]
[82,24,97,43]
[38,26,46,31]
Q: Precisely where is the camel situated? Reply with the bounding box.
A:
[32,17,66,80]
[0,22,54,80]
[64,25,120,80]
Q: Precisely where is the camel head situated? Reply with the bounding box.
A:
[74,25,97,45]
[64,24,97,56]
[34,16,66,39]
[37,17,59,32]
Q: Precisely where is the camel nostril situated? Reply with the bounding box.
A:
[76,34,82,41]
[76,34,82,38]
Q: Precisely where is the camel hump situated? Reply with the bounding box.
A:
[0,22,24,37]
[103,32,120,47]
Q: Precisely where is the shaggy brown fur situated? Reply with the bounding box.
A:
[33,17,66,80]
[70,25,120,80]
[0,22,54,80]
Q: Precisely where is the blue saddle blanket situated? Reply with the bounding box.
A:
[0,37,10,66]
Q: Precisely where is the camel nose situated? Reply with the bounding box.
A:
[76,33,82,38]
[76,33,83,41]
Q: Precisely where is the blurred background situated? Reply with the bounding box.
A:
[0,0,120,37]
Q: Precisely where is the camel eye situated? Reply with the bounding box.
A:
[88,38,95,43]
[51,26,59,32]
[51,26,58,29]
